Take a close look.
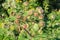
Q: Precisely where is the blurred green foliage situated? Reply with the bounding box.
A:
[0,0,60,40]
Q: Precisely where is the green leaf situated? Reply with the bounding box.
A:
[23,11,28,16]
[33,23,39,31]
[40,33,47,38]
[18,30,30,40]
[9,16,16,21]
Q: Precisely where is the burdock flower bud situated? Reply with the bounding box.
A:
[28,9,34,15]
[34,12,38,17]
[16,15,21,19]
[39,14,44,20]
[36,7,44,14]
[39,20,45,27]
[15,19,19,24]
[23,24,29,29]
[16,14,21,19]
[23,1,29,6]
